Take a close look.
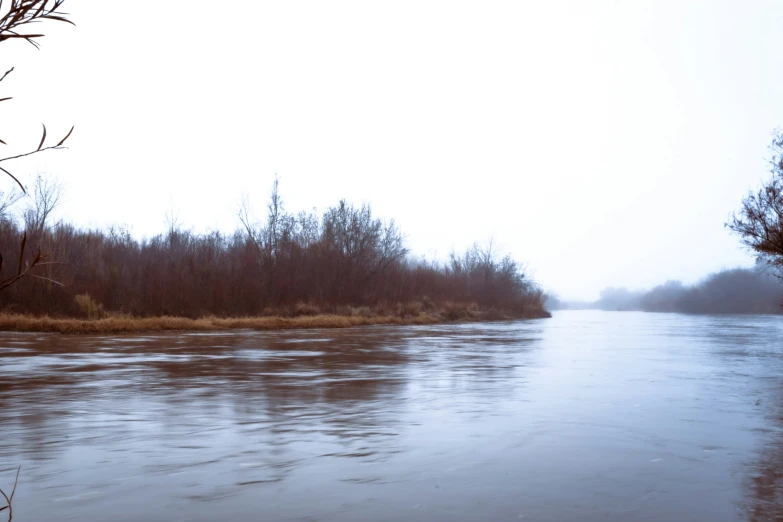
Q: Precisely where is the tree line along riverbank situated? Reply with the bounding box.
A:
[0,178,549,332]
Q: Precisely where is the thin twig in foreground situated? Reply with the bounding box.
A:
[0,465,21,522]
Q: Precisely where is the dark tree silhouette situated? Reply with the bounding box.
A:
[727,131,783,278]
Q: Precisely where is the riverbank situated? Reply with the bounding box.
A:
[0,306,551,334]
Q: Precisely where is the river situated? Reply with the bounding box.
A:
[1,310,782,521]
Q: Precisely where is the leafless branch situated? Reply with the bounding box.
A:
[0,465,20,521]
[0,231,53,291]
[0,127,73,192]
[0,2,72,293]
[0,0,73,47]
[0,67,13,84]
[0,0,74,192]
[0,184,23,218]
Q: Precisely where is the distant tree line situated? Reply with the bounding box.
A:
[555,264,783,314]
[0,177,547,319]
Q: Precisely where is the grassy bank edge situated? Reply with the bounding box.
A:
[0,309,552,334]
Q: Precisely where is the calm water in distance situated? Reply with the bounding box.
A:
[1,310,783,521]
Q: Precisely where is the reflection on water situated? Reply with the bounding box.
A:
[1,311,783,521]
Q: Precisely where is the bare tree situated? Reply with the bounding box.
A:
[23,173,62,233]
[238,193,262,248]
[238,176,284,265]
[0,184,23,219]
[727,131,783,278]
[266,175,282,257]
[164,197,183,248]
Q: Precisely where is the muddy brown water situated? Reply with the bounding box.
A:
[1,310,783,521]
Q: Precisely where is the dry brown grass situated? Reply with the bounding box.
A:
[0,312,443,334]
[74,294,106,319]
[0,301,550,334]
[442,301,480,321]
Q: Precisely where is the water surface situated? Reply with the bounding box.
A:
[1,311,783,521]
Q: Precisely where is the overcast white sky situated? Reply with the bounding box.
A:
[1,0,782,300]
